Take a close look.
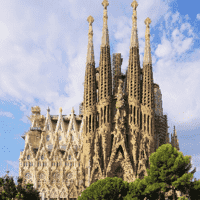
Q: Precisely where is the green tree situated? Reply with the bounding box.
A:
[77,177,130,200]
[142,143,197,200]
[0,175,40,200]
[124,143,199,200]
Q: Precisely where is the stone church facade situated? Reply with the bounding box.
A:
[19,0,182,199]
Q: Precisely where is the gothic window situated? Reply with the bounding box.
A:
[59,135,62,141]
[69,155,71,160]
[27,155,30,160]
[47,123,49,130]
[46,135,50,141]
[59,124,61,130]
[72,135,74,141]
[72,123,74,130]
[25,173,32,179]
[41,155,44,160]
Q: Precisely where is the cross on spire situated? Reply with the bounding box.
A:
[131,0,138,10]
[102,0,109,9]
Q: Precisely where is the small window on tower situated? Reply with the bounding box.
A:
[59,136,62,141]
[27,155,30,160]
[47,123,50,130]
[59,124,61,130]
[72,123,74,130]
[46,135,50,141]
[69,155,71,160]
[41,155,44,160]
[72,135,74,141]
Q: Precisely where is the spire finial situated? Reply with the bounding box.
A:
[102,0,109,9]
[87,15,94,25]
[47,106,50,113]
[86,16,95,65]
[131,0,138,10]
[101,0,109,47]
[87,15,94,39]
[143,17,152,65]
[145,17,151,40]
[59,107,62,113]
[130,0,139,48]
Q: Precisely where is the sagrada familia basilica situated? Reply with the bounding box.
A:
[18,0,182,199]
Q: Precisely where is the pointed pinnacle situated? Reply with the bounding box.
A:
[102,0,109,9]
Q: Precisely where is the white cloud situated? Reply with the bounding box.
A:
[0,111,14,119]
[197,14,200,20]
[155,36,172,58]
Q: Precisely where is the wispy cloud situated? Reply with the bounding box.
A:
[0,111,14,119]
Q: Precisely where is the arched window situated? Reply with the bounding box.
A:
[27,155,30,160]
[69,155,71,160]
[59,135,62,141]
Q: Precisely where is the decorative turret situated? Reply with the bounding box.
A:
[83,15,97,184]
[98,0,112,108]
[127,0,141,102]
[142,17,155,110]
[95,0,113,177]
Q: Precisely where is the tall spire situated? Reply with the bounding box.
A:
[143,17,152,65]
[86,15,95,65]
[101,0,110,47]
[130,0,139,48]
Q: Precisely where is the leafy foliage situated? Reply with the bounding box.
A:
[0,175,40,200]
[77,176,129,200]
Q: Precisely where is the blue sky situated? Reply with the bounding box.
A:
[0,0,200,185]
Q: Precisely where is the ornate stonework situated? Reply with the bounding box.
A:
[19,1,181,199]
